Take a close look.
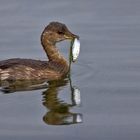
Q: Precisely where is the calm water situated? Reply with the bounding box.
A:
[0,0,140,139]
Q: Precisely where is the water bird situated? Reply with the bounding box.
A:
[0,22,79,82]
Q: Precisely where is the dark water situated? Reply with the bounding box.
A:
[0,0,140,139]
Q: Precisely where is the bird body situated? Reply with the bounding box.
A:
[0,22,78,82]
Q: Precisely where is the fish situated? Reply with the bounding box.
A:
[71,38,80,62]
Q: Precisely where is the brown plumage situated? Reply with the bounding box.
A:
[0,22,79,82]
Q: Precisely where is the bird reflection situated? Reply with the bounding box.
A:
[1,77,83,126]
[42,79,82,125]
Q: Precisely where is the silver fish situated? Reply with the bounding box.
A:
[72,38,80,62]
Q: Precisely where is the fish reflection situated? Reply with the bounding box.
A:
[42,79,82,125]
[0,77,83,126]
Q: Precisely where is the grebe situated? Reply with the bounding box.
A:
[0,22,79,81]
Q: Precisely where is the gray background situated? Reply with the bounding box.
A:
[0,0,140,140]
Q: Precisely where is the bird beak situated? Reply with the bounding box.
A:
[65,30,79,40]
[71,33,79,40]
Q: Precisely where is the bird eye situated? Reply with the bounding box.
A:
[58,31,64,35]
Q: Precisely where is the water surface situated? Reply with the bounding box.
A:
[0,0,140,140]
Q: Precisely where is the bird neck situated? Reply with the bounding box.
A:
[41,39,66,62]
[41,32,69,75]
